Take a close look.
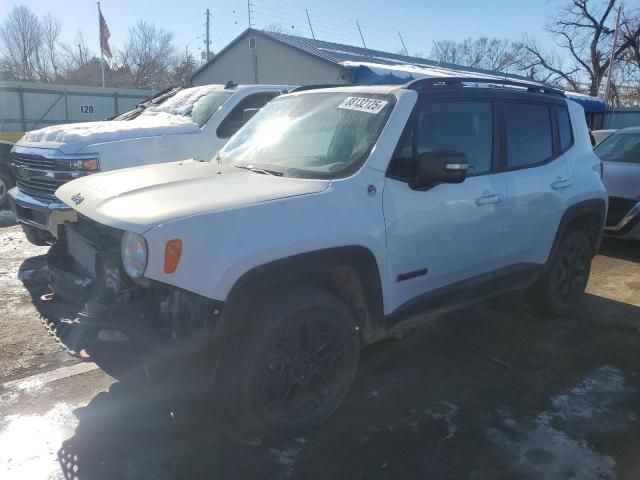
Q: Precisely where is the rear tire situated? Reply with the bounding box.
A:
[222,287,360,438]
[530,229,592,316]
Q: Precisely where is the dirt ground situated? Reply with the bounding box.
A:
[1,209,640,480]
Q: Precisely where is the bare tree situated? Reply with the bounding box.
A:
[521,0,640,96]
[59,30,93,73]
[431,37,525,73]
[265,23,289,34]
[0,5,43,80]
[172,49,197,86]
[0,5,64,82]
[119,21,176,87]
[38,13,61,80]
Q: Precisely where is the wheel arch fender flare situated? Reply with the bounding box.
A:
[218,246,385,343]
[546,198,607,266]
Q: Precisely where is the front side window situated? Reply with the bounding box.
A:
[218,92,395,179]
[388,100,493,180]
[504,103,553,168]
[595,133,640,163]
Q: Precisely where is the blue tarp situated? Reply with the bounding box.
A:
[565,94,606,113]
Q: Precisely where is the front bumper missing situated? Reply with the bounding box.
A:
[43,232,223,382]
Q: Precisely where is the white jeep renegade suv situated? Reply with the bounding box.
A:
[42,77,607,437]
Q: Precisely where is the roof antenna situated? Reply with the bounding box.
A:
[225,80,238,89]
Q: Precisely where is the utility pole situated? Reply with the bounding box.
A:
[356,21,367,49]
[78,43,83,65]
[306,9,316,40]
[247,0,253,28]
[397,32,408,56]
[204,9,211,61]
[603,4,622,106]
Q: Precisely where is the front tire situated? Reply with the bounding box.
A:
[223,287,360,438]
[0,171,13,210]
[530,229,592,316]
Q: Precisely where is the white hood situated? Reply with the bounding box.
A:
[19,112,200,154]
[56,160,329,233]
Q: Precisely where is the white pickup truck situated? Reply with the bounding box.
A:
[8,83,293,245]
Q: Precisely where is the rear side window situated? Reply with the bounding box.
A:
[555,106,573,151]
[504,103,553,168]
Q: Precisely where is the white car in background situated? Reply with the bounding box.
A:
[8,83,294,245]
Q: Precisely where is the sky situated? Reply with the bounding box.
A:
[0,0,559,63]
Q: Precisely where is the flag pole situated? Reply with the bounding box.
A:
[98,1,105,88]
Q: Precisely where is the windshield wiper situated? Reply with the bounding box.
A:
[233,165,283,176]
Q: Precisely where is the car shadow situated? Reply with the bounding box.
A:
[599,237,640,263]
[47,295,640,480]
[17,256,640,479]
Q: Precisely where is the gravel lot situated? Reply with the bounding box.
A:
[1,209,640,480]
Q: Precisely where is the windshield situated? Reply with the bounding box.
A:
[595,133,640,163]
[217,92,395,179]
[140,87,233,127]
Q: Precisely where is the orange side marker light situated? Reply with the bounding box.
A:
[164,239,182,273]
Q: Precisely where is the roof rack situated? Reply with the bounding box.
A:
[290,84,344,93]
[405,76,565,97]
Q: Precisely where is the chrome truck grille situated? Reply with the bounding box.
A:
[11,152,56,170]
[16,177,61,199]
[11,151,59,200]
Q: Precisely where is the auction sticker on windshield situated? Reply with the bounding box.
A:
[339,97,389,114]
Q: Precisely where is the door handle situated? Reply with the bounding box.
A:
[551,177,573,190]
[475,194,504,206]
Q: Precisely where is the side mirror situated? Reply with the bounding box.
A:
[413,150,468,187]
[243,108,260,122]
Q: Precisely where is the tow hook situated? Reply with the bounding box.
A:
[40,292,55,303]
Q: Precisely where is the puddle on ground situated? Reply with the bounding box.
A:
[487,366,637,480]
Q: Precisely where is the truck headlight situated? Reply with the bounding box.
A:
[75,158,99,170]
[121,231,147,279]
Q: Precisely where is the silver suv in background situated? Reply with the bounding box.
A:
[595,126,640,239]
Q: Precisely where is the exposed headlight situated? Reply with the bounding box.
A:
[121,231,147,279]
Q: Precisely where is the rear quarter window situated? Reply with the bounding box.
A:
[504,103,553,169]
[555,105,573,152]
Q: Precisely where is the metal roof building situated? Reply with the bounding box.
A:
[191,28,605,118]
[191,28,538,87]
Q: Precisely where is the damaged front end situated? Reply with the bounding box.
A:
[43,215,222,383]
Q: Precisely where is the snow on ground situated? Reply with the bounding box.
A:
[486,366,636,479]
[23,112,200,147]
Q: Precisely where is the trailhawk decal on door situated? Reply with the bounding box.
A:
[338,97,389,114]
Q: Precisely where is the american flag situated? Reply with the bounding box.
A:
[99,10,112,59]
